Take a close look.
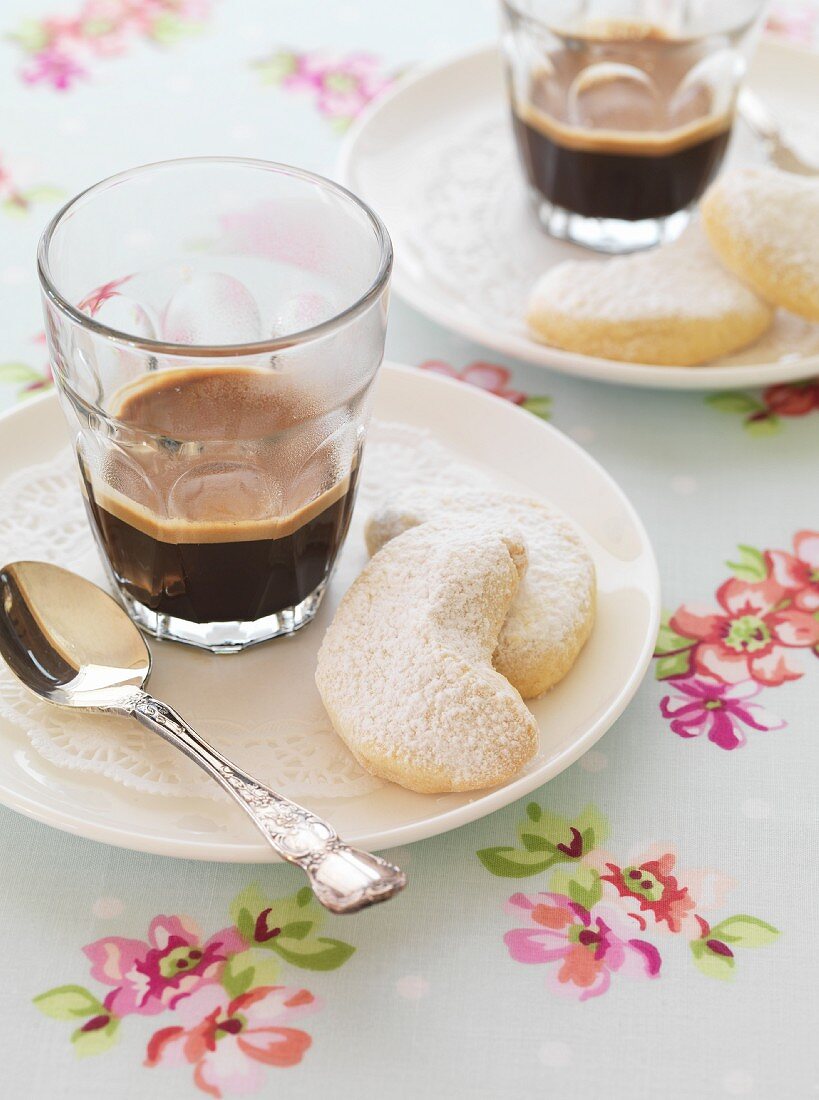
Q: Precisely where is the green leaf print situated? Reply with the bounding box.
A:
[745,415,781,437]
[0,362,39,384]
[709,915,780,948]
[521,395,552,420]
[549,865,603,911]
[654,649,694,680]
[477,803,607,877]
[654,612,696,680]
[726,545,767,583]
[270,937,356,972]
[33,985,104,1021]
[70,1017,119,1058]
[221,949,281,999]
[690,939,736,981]
[229,883,355,971]
[654,612,697,657]
[476,846,559,878]
[706,392,761,415]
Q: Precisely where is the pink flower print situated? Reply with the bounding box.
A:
[13,1,211,91]
[659,676,786,750]
[419,359,528,404]
[766,3,819,45]
[767,530,819,614]
[670,576,819,686]
[259,49,395,128]
[78,274,131,315]
[84,915,245,1017]
[145,983,319,1096]
[504,892,661,1000]
[22,44,86,89]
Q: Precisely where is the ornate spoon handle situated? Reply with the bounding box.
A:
[131,692,406,914]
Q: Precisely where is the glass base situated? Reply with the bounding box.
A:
[532,196,692,254]
[120,584,327,653]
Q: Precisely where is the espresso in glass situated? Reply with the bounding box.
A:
[39,159,391,652]
[80,367,361,631]
[514,34,729,220]
[502,3,765,251]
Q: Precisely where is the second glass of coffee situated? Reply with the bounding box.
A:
[501,1,765,252]
[39,158,392,652]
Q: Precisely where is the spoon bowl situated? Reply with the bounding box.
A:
[0,561,150,711]
[0,560,406,913]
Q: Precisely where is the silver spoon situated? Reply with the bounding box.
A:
[0,560,406,914]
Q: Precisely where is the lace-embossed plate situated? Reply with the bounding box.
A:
[339,41,819,390]
[0,364,658,860]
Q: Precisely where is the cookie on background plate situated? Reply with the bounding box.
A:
[366,487,595,700]
[526,226,774,366]
[702,166,819,322]
[316,523,538,794]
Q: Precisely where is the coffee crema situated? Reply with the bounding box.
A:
[510,22,734,222]
[81,367,360,624]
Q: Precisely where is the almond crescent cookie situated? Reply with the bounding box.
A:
[366,488,595,699]
[526,227,773,366]
[702,166,819,322]
[315,523,538,794]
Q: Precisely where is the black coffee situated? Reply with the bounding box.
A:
[81,368,360,624]
[512,113,730,221]
[511,23,733,222]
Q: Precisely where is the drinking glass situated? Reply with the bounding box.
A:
[501,0,767,252]
[39,158,392,653]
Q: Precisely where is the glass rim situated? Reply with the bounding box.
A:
[37,156,393,359]
[500,0,765,36]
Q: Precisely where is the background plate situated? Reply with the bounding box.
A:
[339,40,819,390]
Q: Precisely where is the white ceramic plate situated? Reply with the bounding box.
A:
[339,40,819,390]
[0,364,659,860]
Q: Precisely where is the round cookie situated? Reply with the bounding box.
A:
[366,487,595,699]
[526,226,773,366]
[316,523,538,794]
[702,166,819,322]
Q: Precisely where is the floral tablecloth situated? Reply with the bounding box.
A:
[1,2,818,1098]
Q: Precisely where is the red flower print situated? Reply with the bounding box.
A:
[146,984,318,1096]
[670,576,819,686]
[504,892,660,1001]
[600,855,695,933]
[763,381,819,418]
[767,530,819,614]
[419,360,528,404]
[84,915,245,1017]
[660,677,786,750]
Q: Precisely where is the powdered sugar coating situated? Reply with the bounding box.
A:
[366,488,595,699]
[526,226,773,366]
[702,166,819,322]
[316,523,539,793]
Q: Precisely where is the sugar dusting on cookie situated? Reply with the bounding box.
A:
[316,522,539,794]
[526,226,774,365]
[366,487,595,699]
[702,166,819,322]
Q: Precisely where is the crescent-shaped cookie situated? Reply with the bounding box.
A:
[702,166,819,322]
[365,488,595,699]
[316,523,538,793]
[526,226,773,366]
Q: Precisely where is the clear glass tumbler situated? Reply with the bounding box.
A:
[501,0,766,252]
[39,158,392,653]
